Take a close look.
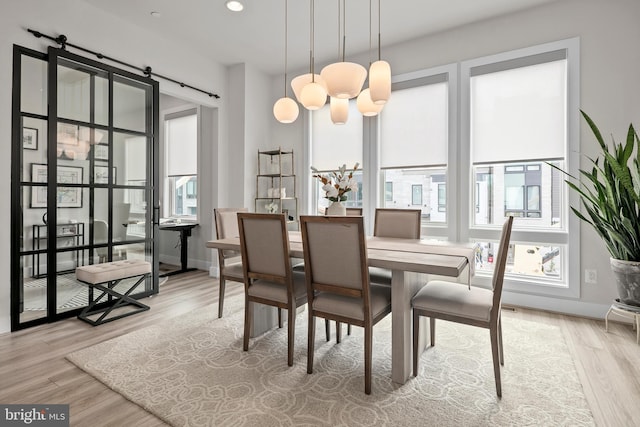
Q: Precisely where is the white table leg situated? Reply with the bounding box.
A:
[251,304,278,337]
[391,270,427,384]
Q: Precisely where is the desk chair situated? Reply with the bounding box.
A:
[214,208,247,318]
[94,220,109,263]
[412,216,513,397]
[238,213,307,366]
[300,215,392,394]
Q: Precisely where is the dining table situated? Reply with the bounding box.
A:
[206,231,476,385]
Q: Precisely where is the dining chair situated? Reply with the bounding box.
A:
[411,216,513,397]
[300,215,392,394]
[369,208,422,287]
[214,207,248,318]
[321,206,363,340]
[237,212,308,366]
[323,207,363,216]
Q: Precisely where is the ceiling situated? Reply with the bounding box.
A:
[81,0,559,76]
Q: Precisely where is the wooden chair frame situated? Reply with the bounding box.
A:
[373,208,422,239]
[300,215,391,394]
[214,207,247,318]
[238,212,304,366]
[412,216,513,397]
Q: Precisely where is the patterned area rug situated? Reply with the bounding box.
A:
[67,295,594,426]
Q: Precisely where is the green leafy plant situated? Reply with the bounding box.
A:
[554,110,640,261]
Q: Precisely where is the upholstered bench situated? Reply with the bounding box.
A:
[76,259,152,326]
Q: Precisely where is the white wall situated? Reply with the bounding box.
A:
[268,0,640,316]
[0,0,229,333]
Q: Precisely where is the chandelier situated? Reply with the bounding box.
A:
[281,0,391,125]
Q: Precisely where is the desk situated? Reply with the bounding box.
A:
[207,231,475,384]
[160,223,199,277]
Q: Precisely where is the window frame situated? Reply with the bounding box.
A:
[162,107,199,221]
[459,37,581,298]
[377,64,458,239]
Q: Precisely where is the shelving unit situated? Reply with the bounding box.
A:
[255,148,298,228]
[32,223,85,278]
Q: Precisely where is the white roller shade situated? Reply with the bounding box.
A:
[166,112,197,176]
[311,101,362,171]
[471,59,566,164]
[125,136,147,181]
[380,82,448,168]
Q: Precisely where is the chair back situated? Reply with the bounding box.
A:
[300,216,371,313]
[373,208,421,239]
[323,207,363,216]
[214,208,247,259]
[490,216,514,316]
[94,220,108,261]
[237,213,293,287]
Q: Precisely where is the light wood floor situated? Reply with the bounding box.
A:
[1,270,638,427]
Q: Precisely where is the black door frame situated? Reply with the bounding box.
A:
[10,45,160,331]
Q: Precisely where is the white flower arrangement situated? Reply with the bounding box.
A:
[311,163,359,202]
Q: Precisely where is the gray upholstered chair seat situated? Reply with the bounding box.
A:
[368,267,392,286]
[411,216,513,398]
[248,271,307,304]
[221,261,244,280]
[313,284,391,322]
[412,281,493,322]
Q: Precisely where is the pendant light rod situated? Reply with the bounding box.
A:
[369,0,373,66]
[283,0,289,96]
[309,0,316,83]
[341,0,346,62]
[377,0,382,60]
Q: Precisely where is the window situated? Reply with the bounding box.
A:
[384,182,393,202]
[462,38,580,296]
[411,185,422,205]
[503,164,542,218]
[165,109,198,218]
[311,101,363,214]
[379,71,452,227]
[437,183,446,213]
[304,38,579,298]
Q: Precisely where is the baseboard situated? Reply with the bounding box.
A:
[158,255,210,273]
[502,291,612,320]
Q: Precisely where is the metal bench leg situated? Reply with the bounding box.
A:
[78,275,150,326]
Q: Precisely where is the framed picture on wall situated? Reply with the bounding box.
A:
[23,127,38,150]
[57,123,79,146]
[30,163,83,208]
[93,143,109,161]
[94,165,116,184]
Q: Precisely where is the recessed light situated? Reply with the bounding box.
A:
[226,1,244,12]
[150,11,161,18]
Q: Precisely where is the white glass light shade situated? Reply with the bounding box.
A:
[300,82,327,110]
[320,62,367,99]
[291,73,326,103]
[356,88,383,116]
[225,1,244,12]
[330,97,349,124]
[369,60,391,104]
[273,97,300,123]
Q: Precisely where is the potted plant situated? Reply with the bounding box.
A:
[558,110,640,307]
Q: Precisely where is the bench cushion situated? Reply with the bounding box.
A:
[76,259,151,284]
